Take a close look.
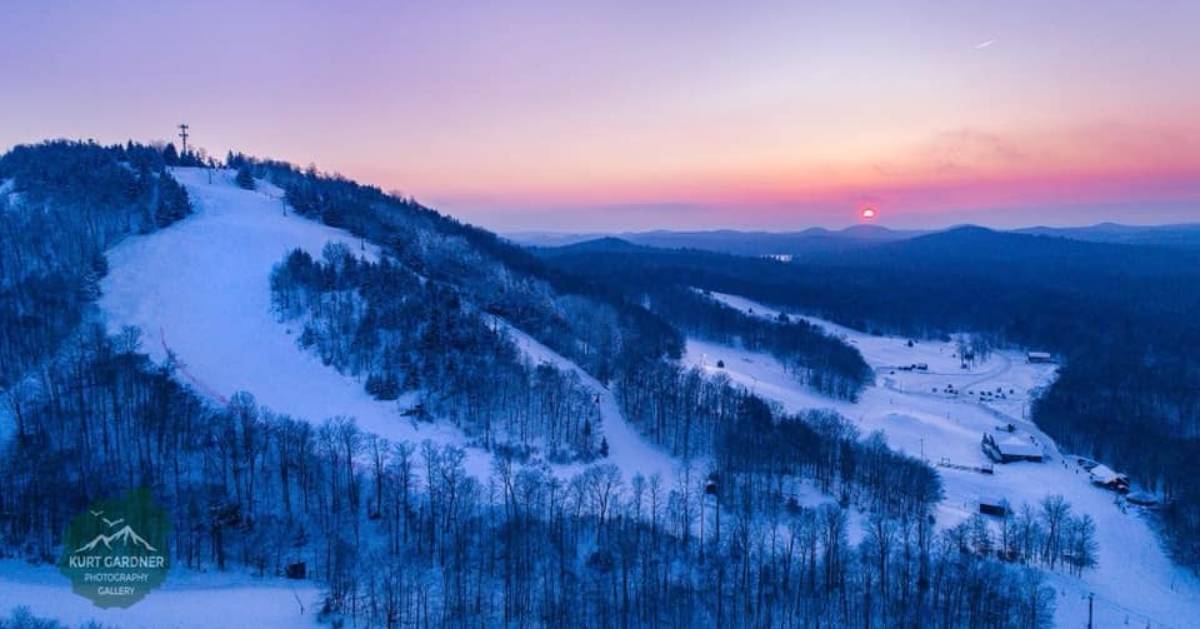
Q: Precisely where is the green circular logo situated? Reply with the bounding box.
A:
[58,488,171,608]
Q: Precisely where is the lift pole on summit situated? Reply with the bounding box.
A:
[178,123,190,156]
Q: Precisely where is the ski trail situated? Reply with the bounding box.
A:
[99,167,492,479]
[490,316,686,484]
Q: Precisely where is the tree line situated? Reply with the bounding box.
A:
[0,143,1084,627]
[647,286,871,399]
[0,326,1061,627]
[0,140,191,388]
[270,244,605,463]
[230,154,683,386]
[535,231,1200,573]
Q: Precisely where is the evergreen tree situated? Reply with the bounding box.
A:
[236,165,256,190]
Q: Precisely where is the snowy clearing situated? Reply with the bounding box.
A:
[99,168,492,478]
[0,560,320,628]
[687,291,1200,629]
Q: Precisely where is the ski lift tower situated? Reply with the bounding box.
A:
[178,123,190,156]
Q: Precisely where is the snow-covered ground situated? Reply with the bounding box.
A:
[688,291,1200,629]
[98,167,683,486]
[3,168,694,627]
[99,168,494,477]
[13,168,1194,626]
[0,560,320,628]
[495,316,684,484]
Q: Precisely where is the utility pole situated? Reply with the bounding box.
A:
[1087,592,1094,629]
[178,123,190,156]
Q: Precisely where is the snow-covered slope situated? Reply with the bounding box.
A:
[495,317,683,483]
[0,561,319,628]
[688,291,1200,629]
[99,168,491,477]
[99,167,685,486]
[7,167,692,628]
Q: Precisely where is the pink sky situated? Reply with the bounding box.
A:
[1,1,1197,231]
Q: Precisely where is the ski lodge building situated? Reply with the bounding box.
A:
[982,432,1044,463]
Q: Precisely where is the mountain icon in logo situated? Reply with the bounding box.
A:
[75,523,159,553]
[60,488,171,608]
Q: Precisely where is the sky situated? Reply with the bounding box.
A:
[2,0,1198,232]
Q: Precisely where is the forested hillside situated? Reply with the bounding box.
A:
[534,230,1200,572]
[537,243,872,400]
[2,323,1064,627]
[270,244,604,462]
[641,286,870,400]
[0,142,1065,627]
[0,141,193,386]
[232,154,682,383]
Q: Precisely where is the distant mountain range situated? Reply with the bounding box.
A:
[509,225,925,258]
[1013,222,1200,248]
[509,222,1200,257]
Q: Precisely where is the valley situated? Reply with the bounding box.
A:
[687,291,1200,628]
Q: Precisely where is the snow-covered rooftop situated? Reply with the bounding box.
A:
[1089,464,1126,484]
[995,435,1041,458]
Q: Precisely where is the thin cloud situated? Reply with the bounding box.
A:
[975,39,997,49]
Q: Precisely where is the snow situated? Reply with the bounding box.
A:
[994,434,1043,458]
[0,168,694,627]
[0,560,320,628]
[99,168,492,479]
[96,167,687,486]
[38,168,1195,626]
[0,178,28,210]
[687,291,1200,629]
[493,316,685,484]
[1088,464,1124,484]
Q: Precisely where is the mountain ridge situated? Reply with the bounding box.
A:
[511,221,1200,255]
